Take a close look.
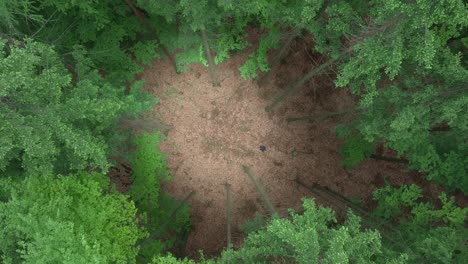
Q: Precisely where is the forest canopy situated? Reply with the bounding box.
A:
[0,0,467,263]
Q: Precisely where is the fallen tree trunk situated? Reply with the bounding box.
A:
[201,29,220,87]
[224,183,232,249]
[242,165,277,216]
[257,28,299,87]
[370,154,409,164]
[294,179,405,249]
[147,191,196,242]
[287,109,357,122]
[265,57,339,112]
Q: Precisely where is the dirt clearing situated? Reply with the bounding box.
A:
[139,36,414,258]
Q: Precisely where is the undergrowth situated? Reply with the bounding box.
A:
[130,132,191,260]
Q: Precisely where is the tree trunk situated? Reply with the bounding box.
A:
[370,154,409,164]
[146,191,196,242]
[242,165,277,216]
[294,179,363,213]
[201,29,220,87]
[294,179,403,246]
[287,109,357,122]
[431,126,450,132]
[257,28,299,87]
[224,183,232,249]
[124,0,177,72]
[265,57,339,112]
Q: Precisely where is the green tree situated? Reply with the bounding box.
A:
[371,184,468,263]
[137,0,249,73]
[222,0,327,80]
[219,198,407,264]
[0,0,45,34]
[0,173,145,264]
[335,0,468,192]
[254,1,368,110]
[1,1,467,263]
[0,39,154,176]
[1,0,162,83]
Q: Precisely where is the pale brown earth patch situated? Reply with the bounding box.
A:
[135,31,455,259]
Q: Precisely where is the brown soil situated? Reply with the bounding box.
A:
[127,29,466,259]
[138,36,388,258]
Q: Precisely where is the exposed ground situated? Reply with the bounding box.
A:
[134,29,424,259]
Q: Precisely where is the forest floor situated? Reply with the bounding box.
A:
[129,28,461,259]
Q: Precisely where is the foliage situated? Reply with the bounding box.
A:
[219,198,406,264]
[160,193,192,235]
[151,254,196,264]
[139,0,466,193]
[239,28,281,79]
[1,0,162,84]
[0,40,154,176]
[0,0,45,33]
[175,41,208,73]
[225,0,326,79]
[137,192,192,260]
[240,212,266,235]
[138,0,249,73]
[372,184,468,263]
[333,0,468,192]
[213,22,248,65]
[373,184,467,226]
[150,252,214,264]
[131,40,160,65]
[339,132,376,169]
[36,0,143,82]
[372,184,422,219]
[1,1,467,262]
[129,131,167,258]
[130,132,170,212]
[336,0,468,96]
[224,0,367,79]
[129,132,191,260]
[0,173,145,264]
[347,80,468,192]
